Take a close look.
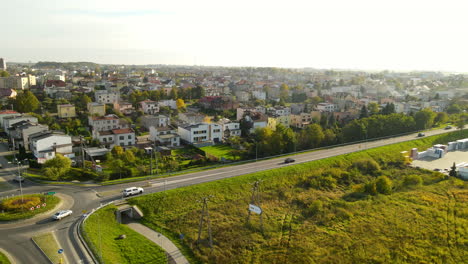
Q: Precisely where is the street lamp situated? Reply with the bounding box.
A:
[9,158,26,203]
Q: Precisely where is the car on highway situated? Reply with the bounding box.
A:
[417,132,425,137]
[52,210,73,220]
[123,187,144,197]
[445,125,452,130]
[13,176,25,182]
[284,158,295,164]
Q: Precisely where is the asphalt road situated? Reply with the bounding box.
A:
[0,128,453,263]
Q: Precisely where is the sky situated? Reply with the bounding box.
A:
[2,0,468,72]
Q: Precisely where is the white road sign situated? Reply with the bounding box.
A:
[249,204,262,214]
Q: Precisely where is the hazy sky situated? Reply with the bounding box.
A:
[3,0,468,72]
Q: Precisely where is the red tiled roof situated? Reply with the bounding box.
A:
[0,110,18,115]
[45,80,66,87]
[112,128,134,134]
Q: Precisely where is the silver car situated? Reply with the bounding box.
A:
[52,210,73,220]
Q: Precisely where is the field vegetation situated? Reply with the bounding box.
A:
[130,130,468,263]
[0,194,60,221]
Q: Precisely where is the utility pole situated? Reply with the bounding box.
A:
[247,180,264,233]
[197,196,213,248]
[80,136,85,169]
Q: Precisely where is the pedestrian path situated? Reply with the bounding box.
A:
[126,222,189,264]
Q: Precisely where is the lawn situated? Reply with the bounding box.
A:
[200,144,239,160]
[0,251,10,264]
[82,205,166,264]
[0,194,60,221]
[130,130,468,263]
[32,233,63,264]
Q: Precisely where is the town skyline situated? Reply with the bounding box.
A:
[4,0,468,72]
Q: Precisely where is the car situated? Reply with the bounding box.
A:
[13,176,25,182]
[284,158,295,164]
[52,210,73,220]
[417,133,425,137]
[123,187,144,197]
[445,125,452,130]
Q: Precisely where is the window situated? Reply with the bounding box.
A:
[128,135,132,139]
[119,136,124,140]
[109,137,112,141]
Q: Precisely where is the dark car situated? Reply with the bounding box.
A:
[417,133,425,137]
[445,125,452,130]
[284,158,295,164]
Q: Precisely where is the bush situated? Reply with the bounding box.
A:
[67,168,99,181]
[1,196,41,212]
[403,175,423,186]
[352,158,381,175]
[375,176,392,194]
[307,200,323,217]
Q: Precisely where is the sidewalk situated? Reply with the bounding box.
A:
[126,222,189,264]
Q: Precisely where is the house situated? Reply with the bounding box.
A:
[252,90,266,100]
[0,110,19,127]
[88,114,129,132]
[178,123,223,146]
[217,118,241,139]
[149,126,180,147]
[57,104,76,118]
[267,106,291,116]
[29,131,74,164]
[113,101,135,115]
[316,102,337,112]
[87,102,106,116]
[95,128,135,148]
[44,80,67,98]
[178,112,207,125]
[242,112,268,133]
[198,96,239,111]
[267,115,290,129]
[94,90,120,104]
[141,115,170,130]
[9,121,48,150]
[290,113,314,129]
[235,91,250,102]
[158,99,177,110]
[139,100,160,114]
[3,115,38,135]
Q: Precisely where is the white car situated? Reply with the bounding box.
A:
[52,210,73,220]
[123,187,144,197]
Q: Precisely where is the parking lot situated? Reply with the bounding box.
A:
[412,149,468,171]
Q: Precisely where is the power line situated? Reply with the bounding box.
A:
[196,195,214,248]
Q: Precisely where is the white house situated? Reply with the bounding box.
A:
[178,123,223,146]
[9,121,48,150]
[29,131,74,163]
[267,106,291,116]
[3,115,38,135]
[94,90,120,104]
[139,100,160,114]
[158,99,177,110]
[149,126,180,147]
[0,110,19,127]
[252,90,266,100]
[88,114,129,132]
[141,115,170,130]
[217,118,241,139]
[316,102,337,112]
[95,128,135,148]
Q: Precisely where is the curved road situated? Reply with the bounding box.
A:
[0,128,454,263]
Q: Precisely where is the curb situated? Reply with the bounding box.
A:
[0,248,16,264]
[77,216,99,264]
[31,237,53,264]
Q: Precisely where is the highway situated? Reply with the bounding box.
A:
[0,128,453,263]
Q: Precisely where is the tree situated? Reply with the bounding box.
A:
[456,116,466,130]
[446,104,462,114]
[280,84,289,102]
[360,105,369,119]
[367,102,380,115]
[111,146,125,157]
[42,154,72,180]
[449,162,457,177]
[0,70,10,77]
[414,108,436,130]
[14,90,40,113]
[434,112,449,125]
[176,98,186,110]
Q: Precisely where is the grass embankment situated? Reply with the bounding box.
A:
[130,130,468,263]
[0,251,11,264]
[32,233,63,263]
[0,194,60,221]
[200,144,239,160]
[82,205,166,264]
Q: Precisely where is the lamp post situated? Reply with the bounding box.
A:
[9,158,24,203]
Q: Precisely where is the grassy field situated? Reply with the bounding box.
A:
[82,205,166,264]
[0,194,60,221]
[130,130,468,263]
[32,233,63,263]
[200,144,239,160]
[0,251,10,264]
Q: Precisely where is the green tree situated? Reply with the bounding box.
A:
[414,108,436,130]
[446,104,462,114]
[280,84,289,102]
[111,146,125,157]
[434,112,449,125]
[367,102,380,115]
[14,90,40,113]
[360,105,369,118]
[0,70,10,77]
[42,154,72,180]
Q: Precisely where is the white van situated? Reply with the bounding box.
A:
[123,187,144,197]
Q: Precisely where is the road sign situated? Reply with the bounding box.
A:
[249,204,262,215]
[58,249,64,254]
[47,192,56,195]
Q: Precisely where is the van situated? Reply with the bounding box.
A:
[123,187,144,197]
